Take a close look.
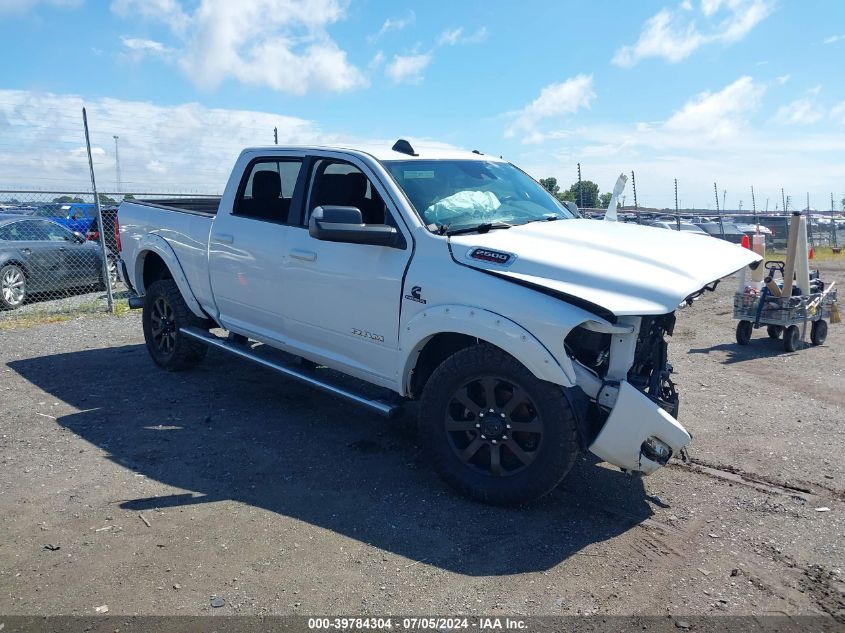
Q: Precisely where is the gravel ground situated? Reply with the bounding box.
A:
[0,264,843,619]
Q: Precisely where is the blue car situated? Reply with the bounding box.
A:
[30,203,98,235]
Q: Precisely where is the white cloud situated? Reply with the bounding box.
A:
[121,36,172,58]
[437,27,463,47]
[505,75,595,142]
[367,10,414,42]
[508,75,845,210]
[830,101,845,125]
[0,0,80,12]
[385,53,432,84]
[773,98,824,126]
[823,34,845,44]
[613,0,772,67]
[112,0,367,95]
[0,89,464,192]
[0,89,333,191]
[776,74,790,85]
[437,26,488,46]
[832,102,845,125]
[382,24,486,86]
[111,0,189,32]
[665,76,763,139]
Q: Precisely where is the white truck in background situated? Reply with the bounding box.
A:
[117,140,759,505]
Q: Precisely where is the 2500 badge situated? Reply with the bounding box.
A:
[469,247,514,265]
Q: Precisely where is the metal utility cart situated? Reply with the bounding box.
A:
[733,262,838,352]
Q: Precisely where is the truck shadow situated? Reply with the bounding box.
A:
[9,344,653,577]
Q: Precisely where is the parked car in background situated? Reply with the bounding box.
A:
[646,221,709,235]
[734,223,773,236]
[694,222,747,244]
[0,204,36,214]
[30,203,97,235]
[0,215,116,310]
[86,205,120,253]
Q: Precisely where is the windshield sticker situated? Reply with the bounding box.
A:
[404,170,434,179]
[468,248,515,266]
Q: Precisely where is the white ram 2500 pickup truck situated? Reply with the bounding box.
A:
[118,140,759,505]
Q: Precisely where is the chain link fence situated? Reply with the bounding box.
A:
[2,183,841,327]
[576,207,844,250]
[0,190,215,326]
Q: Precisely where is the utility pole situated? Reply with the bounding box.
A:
[715,182,725,239]
[674,178,680,229]
[781,188,787,214]
[807,192,814,249]
[832,193,839,247]
[722,189,727,212]
[273,126,278,145]
[576,163,582,209]
[751,186,758,232]
[113,135,121,194]
[84,108,114,312]
[631,170,639,223]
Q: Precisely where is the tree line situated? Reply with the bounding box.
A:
[538,177,612,209]
[51,194,136,204]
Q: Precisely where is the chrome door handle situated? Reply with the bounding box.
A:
[289,249,316,262]
[213,233,234,244]
[21,248,31,255]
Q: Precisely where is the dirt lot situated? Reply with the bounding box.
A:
[1,263,843,620]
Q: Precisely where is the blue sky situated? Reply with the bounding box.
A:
[1,0,844,209]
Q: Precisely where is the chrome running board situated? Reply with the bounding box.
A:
[179,326,401,418]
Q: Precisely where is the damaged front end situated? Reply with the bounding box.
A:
[565,312,690,474]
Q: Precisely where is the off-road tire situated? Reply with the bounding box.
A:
[735,320,753,345]
[783,325,801,353]
[419,343,579,506]
[142,279,208,371]
[766,325,783,339]
[810,320,828,346]
[0,263,27,310]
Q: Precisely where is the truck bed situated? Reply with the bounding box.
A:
[128,197,221,216]
[118,198,219,313]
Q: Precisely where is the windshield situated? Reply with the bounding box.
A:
[32,204,64,217]
[383,160,574,231]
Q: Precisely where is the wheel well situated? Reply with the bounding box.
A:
[410,333,479,398]
[142,251,172,291]
[1,260,28,278]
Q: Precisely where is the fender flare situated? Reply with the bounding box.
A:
[400,304,576,394]
[133,234,206,319]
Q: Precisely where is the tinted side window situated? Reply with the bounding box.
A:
[235,159,302,223]
[307,159,387,225]
[40,221,72,241]
[0,226,11,240]
[4,220,48,241]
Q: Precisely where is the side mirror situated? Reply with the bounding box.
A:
[309,206,399,247]
[71,231,87,243]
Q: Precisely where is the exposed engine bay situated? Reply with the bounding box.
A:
[565,312,679,420]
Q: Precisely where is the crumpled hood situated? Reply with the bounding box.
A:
[450,219,761,316]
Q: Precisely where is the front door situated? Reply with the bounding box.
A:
[282,155,412,385]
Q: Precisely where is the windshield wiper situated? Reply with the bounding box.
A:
[519,214,560,225]
[443,222,512,236]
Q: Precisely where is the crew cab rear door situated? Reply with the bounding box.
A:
[208,152,306,341]
[281,153,412,385]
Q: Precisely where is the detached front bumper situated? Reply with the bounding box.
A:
[588,380,691,474]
